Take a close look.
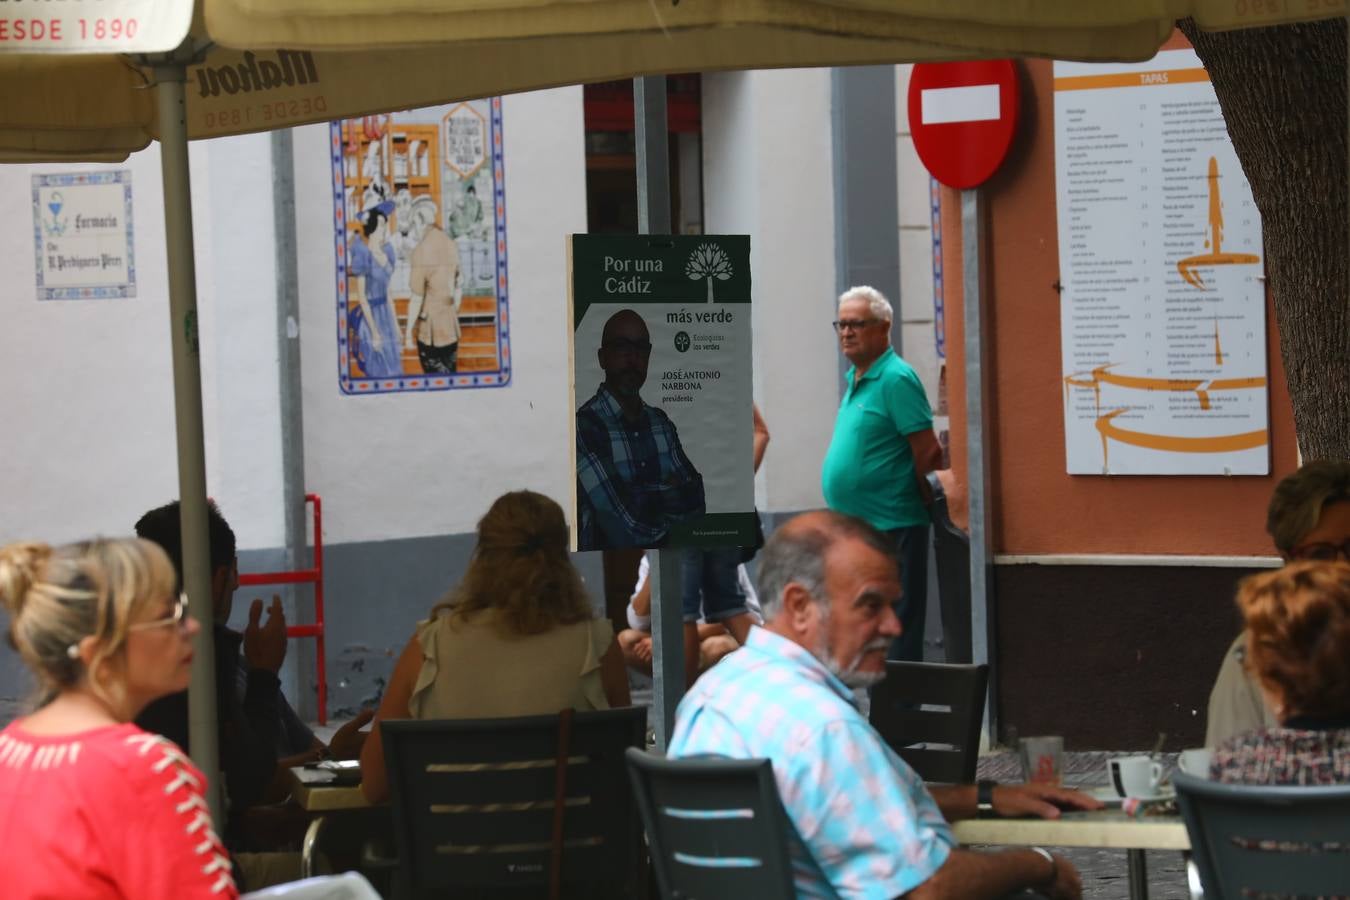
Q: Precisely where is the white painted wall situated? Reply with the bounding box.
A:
[895,64,942,405]
[5,74,919,545]
[292,87,588,545]
[702,69,840,515]
[2,88,587,551]
[0,137,289,550]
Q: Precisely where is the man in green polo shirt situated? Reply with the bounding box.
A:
[822,286,943,662]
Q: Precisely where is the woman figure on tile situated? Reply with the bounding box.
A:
[0,538,237,899]
[349,198,402,378]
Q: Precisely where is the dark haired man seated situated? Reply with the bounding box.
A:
[134,501,368,843]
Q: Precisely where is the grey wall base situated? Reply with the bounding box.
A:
[278,532,606,720]
[0,533,604,728]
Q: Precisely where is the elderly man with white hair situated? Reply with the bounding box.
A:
[669,511,1097,899]
[821,285,943,662]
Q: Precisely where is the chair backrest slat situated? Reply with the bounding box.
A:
[382,707,646,899]
[626,749,796,899]
[869,661,989,783]
[1173,771,1350,899]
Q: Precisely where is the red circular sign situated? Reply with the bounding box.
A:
[908,60,1019,189]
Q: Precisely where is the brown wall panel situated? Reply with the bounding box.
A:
[941,48,1299,559]
[993,563,1269,750]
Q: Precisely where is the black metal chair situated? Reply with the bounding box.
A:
[927,471,972,664]
[625,749,795,899]
[1172,771,1350,900]
[379,707,647,899]
[869,660,989,783]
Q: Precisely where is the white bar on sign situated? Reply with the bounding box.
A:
[921,84,1000,125]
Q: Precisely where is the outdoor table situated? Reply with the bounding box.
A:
[952,801,1189,900]
[288,768,378,878]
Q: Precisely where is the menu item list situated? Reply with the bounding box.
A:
[1054,50,1269,476]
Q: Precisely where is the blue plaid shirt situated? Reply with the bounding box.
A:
[575,384,705,550]
[668,628,954,899]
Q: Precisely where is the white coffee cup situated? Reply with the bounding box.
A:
[1109,755,1164,799]
[1178,748,1213,778]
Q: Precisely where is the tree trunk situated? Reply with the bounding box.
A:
[1178,17,1348,462]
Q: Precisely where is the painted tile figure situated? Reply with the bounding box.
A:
[349,199,402,378]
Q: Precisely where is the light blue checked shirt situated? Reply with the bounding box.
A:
[668,627,954,899]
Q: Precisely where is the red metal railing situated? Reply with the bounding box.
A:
[238,493,328,724]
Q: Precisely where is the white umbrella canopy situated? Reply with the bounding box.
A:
[2,0,1339,823]
[1,0,1341,158]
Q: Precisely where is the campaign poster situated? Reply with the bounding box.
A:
[32,171,136,301]
[569,234,756,551]
[1054,49,1269,475]
[330,99,509,394]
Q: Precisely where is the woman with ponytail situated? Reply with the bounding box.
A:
[360,491,629,803]
[0,538,237,898]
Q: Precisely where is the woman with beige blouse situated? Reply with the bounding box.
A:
[360,490,630,803]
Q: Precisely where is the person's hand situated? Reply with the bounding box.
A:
[243,595,288,674]
[404,333,416,351]
[634,637,653,665]
[994,783,1104,819]
[1043,853,1082,900]
[370,329,384,351]
[328,709,374,760]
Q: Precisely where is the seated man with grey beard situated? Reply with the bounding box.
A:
[668,510,1100,900]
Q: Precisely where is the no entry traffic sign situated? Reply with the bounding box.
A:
[908,60,1020,189]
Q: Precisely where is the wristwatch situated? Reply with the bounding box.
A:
[976,779,998,818]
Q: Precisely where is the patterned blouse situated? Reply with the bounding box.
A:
[1211,720,1350,785]
[0,721,237,899]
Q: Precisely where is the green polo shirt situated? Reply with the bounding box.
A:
[821,348,933,531]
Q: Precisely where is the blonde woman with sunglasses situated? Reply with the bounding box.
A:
[0,538,237,899]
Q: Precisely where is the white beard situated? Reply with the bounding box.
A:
[815,636,889,688]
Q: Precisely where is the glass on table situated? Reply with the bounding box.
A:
[1018,735,1064,786]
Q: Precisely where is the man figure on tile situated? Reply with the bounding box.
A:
[404,196,463,375]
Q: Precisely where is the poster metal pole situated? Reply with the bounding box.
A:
[270,127,314,720]
[633,75,684,751]
[962,187,997,742]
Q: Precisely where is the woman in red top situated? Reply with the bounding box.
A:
[0,537,238,899]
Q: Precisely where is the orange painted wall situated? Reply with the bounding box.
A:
[942,47,1300,557]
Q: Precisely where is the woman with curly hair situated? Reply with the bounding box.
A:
[0,538,237,898]
[1211,560,1350,785]
[360,491,630,802]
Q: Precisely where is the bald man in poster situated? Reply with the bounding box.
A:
[576,309,705,551]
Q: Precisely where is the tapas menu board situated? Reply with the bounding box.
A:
[1054,49,1269,476]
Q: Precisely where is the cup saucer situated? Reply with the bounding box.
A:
[1087,784,1175,804]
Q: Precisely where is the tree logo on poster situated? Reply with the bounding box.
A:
[685,242,732,303]
[674,331,691,352]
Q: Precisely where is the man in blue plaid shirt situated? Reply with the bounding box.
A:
[576,309,705,551]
